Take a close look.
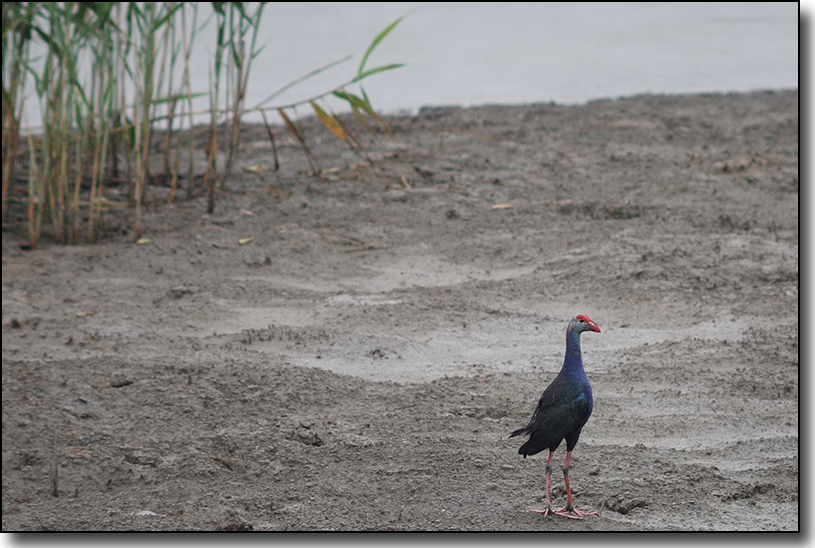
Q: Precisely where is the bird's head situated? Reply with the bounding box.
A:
[570,314,601,334]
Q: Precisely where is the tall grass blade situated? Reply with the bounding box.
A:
[357,16,403,77]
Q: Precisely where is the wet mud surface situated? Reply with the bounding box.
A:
[2,90,798,530]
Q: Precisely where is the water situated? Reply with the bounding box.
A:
[239,2,798,119]
[19,2,799,128]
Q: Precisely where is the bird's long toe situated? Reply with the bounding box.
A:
[529,506,553,516]
[554,505,599,519]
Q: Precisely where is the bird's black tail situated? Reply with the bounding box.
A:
[509,426,529,438]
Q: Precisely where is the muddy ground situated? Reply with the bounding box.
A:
[1,90,799,531]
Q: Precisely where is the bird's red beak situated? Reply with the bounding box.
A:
[588,320,601,333]
[576,314,601,333]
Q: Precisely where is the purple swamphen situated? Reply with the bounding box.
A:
[510,314,601,519]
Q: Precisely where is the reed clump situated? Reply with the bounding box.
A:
[2,2,403,247]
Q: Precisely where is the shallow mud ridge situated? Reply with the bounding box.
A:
[2,90,798,531]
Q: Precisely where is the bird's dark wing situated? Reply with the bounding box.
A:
[516,374,592,441]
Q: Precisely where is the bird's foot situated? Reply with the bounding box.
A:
[554,505,599,520]
[529,506,553,517]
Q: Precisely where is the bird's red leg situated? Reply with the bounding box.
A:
[554,451,598,519]
[530,451,555,516]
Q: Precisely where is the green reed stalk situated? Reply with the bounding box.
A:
[86,3,118,241]
[204,2,229,214]
[180,3,202,201]
[223,2,265,180]
[127,1,182,239]
[2,3,36,222]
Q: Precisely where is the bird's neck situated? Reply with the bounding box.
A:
[562,329,585,373]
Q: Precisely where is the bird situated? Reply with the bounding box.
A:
[510,314,601,519]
